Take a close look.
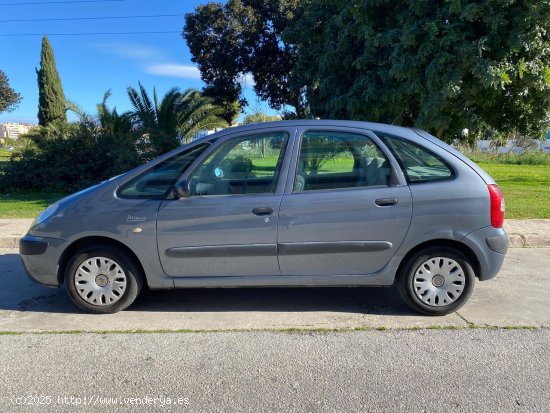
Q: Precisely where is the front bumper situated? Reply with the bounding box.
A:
[19,234,67,287]
[461,226,508,281]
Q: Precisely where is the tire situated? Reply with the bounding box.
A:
[397,247,475,316]
[65,245,143,314]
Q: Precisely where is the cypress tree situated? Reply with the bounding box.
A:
[37,36,67,126]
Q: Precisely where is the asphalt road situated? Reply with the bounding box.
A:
[0,248,549,331]
[1,329,549,413]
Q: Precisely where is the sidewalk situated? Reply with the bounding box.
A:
[0,219,33,248]
[0,218,548,249]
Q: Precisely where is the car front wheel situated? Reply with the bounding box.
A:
[65,245,143,314]
[397,247,475,316]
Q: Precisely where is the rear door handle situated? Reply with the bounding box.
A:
[252,207,274,216]
[375,198,398,207]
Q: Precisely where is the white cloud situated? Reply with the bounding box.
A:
[95,43,165,60]
[95,43,201,81]
[146,64,202,80]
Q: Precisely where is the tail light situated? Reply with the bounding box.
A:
[488,184,505,228]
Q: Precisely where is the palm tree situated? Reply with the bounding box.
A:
[177,88,229,144]
[126,83,228,155]
[97,89,132,135]
[95,90,144,169]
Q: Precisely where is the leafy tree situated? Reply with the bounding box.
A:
[127,83,228,157]
[242,112,282,125]
[0,70,21,114]
[37,36,67,126]
[183,0,305,120]
[1,120,141,192]
[284,0,550,141]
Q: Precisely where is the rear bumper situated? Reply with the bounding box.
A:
[461,226,508,281]
[19,234,67,287]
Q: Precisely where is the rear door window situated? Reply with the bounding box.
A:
[295,131,391,192]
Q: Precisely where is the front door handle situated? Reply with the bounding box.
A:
[252,207,274,216]
[375,198,398,207]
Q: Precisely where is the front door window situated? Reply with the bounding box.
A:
[189,132,289,196]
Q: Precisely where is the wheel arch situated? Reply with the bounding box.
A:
[396,239,482,281]
[57,236,147,287]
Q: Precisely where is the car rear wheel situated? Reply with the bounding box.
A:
[65,245,143,314]
[397,247,475,316]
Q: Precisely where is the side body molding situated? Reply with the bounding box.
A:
[278,241,393,255]
[165,244,276,258]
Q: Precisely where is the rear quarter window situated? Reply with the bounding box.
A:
[377,133,454,183]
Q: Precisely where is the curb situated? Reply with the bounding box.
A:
[2,235,550,250]
[507,233,550,248]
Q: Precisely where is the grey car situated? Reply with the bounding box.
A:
[19,120,508,315]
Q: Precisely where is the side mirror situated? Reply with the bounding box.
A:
[174,180,191,198]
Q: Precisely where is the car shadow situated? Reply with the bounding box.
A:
[0,253,416,316]
[130,286,413,316]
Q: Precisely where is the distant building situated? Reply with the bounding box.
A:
[190,127,224,142]
[0,123,36,140]
[189,123,238,142]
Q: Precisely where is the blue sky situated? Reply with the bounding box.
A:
[0,0,263,124]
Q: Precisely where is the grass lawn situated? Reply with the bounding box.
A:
[0,192,65,219]
[477,163,550,219]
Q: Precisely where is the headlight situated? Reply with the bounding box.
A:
[32,203,59,226]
